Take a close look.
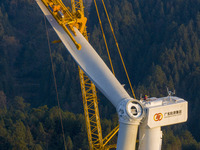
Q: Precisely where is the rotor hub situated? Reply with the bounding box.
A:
[117,98,145,125]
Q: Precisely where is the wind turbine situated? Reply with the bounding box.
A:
[35,0,188,149]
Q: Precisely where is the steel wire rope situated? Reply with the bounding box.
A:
[93,0,115,76]
[100,0,136,99]
[93,1,120,148]
[44,15,67,150]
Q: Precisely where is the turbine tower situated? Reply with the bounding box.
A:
[35,0,188,149]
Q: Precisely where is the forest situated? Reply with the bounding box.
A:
[0,0,200,149]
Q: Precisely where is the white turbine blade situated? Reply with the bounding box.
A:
[117,122,139,150]
[36,0,131,107]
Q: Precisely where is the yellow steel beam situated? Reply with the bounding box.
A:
[103,125,119,147]
[73,0,103,149]
[48,0,119,149]
[41,0,83,50]
[79,67,103,150]
[42,0,119,149]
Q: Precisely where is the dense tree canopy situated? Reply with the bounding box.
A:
[0,0,200,149]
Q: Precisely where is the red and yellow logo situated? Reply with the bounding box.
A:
[153,113,163,121]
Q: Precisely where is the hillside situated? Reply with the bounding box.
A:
[0,0,200,149]
[88,0,200,144]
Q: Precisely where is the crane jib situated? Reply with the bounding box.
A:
[35,0,188,150]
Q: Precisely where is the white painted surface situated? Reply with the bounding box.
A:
[35,1,142,150]
[35,2,188,150]
[139,126,162,150]
[138,96,188,150]
[35,0,131,108]
[145,97,188,128]
[35,2,141,149]
[117,123,138,150]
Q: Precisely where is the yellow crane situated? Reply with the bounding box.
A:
[39,0,119,149]
[71,1,119,149]
[36,1,188,149]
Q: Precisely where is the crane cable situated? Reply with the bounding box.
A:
[44,15,67,150]
[99,0,136,99]
[93,0,115,76]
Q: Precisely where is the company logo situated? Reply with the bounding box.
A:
[164,110,182,118]
[153,113,163,121]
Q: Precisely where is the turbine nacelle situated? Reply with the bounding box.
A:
[141,96,188,128]
[139,96,188,150]
[35,1,188,149]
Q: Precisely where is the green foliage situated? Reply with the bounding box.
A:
[66,136,73,150]
[0,0,200,149]
[0,96,89,150]
[33,144,43,150]
[88,0,200,147]
[162,129,182,150]
[162,127,200,150]
[0,91,7,114]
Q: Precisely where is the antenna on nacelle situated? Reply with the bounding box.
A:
[166,87,175,101]
[166,87,175,96]
[139,88,187,150]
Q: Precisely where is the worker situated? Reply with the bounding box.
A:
[144,95,148,100]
